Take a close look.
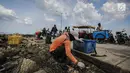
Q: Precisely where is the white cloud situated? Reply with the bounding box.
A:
[45,18,56,22]
[16,19,23,23]
[44,13,56,22]
[0,5,17,21]
[0,5,33,25]
[35,0,129,27]
[101,2,128,20]
[16,17,33,25]
[35,0,71,19]
[73,1,102,25]
[24,17,32,24]
[36,0,102,25]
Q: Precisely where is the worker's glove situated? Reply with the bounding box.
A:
[77,62,85,69]
[77,39,83,43]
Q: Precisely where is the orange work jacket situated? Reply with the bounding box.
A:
[49,32,78,64]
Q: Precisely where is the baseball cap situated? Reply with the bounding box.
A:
[70,30,79,40]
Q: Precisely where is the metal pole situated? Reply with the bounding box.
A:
[61,13,62,31]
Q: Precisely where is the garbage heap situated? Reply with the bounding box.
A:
[0,37,105,73]
[0,34,8,47]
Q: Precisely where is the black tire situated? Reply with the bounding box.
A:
[117,38,125,44]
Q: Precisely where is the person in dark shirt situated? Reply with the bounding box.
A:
[51,25,58,38]
[42,28,46,36]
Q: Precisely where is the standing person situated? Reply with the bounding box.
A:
[96,23,103,31]
[46,28,52,44]
[42,28,46,36]
[35,30,41,40]
[37,31,42,39]
[49,32,85,71]
[51,25,58,39]
[67,27,70,33]
[63,27,68,33]
[46,28,50,34]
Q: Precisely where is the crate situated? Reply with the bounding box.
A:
[93,30,109,39]
[83,40,96,54]
[8,35,22,45]
[73,40,84,52]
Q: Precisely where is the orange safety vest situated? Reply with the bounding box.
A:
[50,32,78,64]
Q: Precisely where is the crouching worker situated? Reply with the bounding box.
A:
[49,32,85,71]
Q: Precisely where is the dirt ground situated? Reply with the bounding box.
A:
[0,37,106,73]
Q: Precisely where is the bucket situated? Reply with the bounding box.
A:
[83,40,96,54]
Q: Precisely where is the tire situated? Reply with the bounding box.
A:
[117,38,125,44]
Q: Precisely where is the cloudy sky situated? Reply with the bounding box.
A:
[0,0,130,34]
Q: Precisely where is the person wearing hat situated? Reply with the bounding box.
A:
[70,28,84,53]
[49,32,85,71]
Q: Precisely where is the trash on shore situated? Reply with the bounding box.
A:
[0,37,105,73]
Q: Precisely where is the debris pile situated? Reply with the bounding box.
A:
[0,34,8,47]
[0,37,106,73]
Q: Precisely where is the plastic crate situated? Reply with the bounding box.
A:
[73,40,84,52]
[8,35,22,45]
[83,40,96,54]
[93,30,109,39]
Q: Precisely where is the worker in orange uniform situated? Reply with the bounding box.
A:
[49,32,85,71]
